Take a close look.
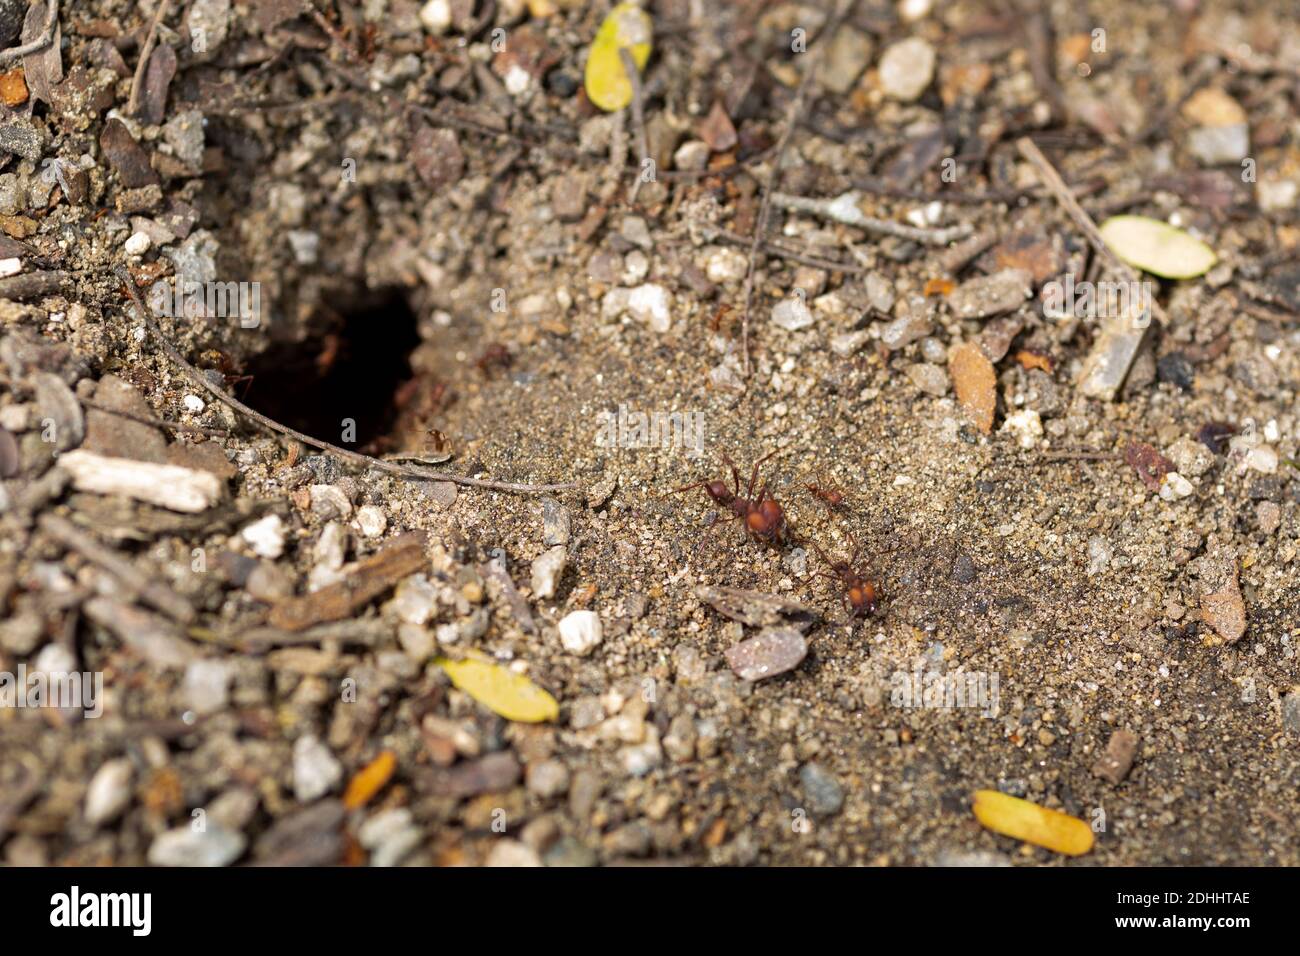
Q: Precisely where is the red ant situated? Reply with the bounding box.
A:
[667,451,790,548]
[476,343,513,376]
[806,532,881,619]
[805,470,848,511]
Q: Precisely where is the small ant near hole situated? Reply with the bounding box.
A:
[805,470,849,512]
[476,343,513,376]
[806,532,881,619]
[666,450,791,549]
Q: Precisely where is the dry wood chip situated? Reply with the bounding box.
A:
[83,596,199,670]
[21,1,61,107]
[0,423,18,477]
[58,449,224,513]
[100,118,160,189]
[724,627,808,682]
[138,42,177,126]
[415,751,521,798]
[949,340,997,434]
[268,532,430,631]
[1091,729,1139,784]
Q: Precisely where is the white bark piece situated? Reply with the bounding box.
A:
[57,450,224,513]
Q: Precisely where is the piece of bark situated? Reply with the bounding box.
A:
[100,118,160,189]
[1091,729,1138,784]
[268,532,429,631]
[21,1,62,107]
[949,340,997,434]
[137,42,177,126]
[57,449,225,513]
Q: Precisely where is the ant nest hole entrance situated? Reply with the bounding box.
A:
[239,287,428,456]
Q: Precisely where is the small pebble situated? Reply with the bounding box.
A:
[531,546,567,600]
[799,762,845,816]
[356,502,384,538]
[148,825,246,867]
[526,759,570,798]
[879,37,936,102]
[293,735,343,802]
[771,295,814,331]
[558,610,603,656]
[724,627,808,681]
[124,231,152,256]
[85,758,134,826]
[240,514,285,559]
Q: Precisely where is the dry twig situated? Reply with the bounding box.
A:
[127,0,171,116]
[0,0,58,65]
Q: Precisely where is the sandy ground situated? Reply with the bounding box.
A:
[1,0,1298,866]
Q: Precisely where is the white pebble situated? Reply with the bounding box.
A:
[558,610,603,656]
[240,514,285,559]
[771,296,814,331]
[418,0,452,34]
[183,394,205,413]
[1001,409,1043,449]
[124,231,152,256]
[626,283,673,332]
[1159,472,1194,500]
[879,37,936,102]
[354,504,387,538]
[293,735,343,802]
[85,758,134,826]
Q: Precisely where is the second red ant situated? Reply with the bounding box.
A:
[806,531,881,619]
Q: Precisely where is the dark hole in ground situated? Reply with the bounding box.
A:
[242,291,421,453]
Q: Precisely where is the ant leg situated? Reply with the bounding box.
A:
[745,449,781,498]
[719,452,742,498]
[662,478,709,499]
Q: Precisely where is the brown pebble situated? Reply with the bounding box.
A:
[1092,729,1139,784]
[1200,558,1246,643]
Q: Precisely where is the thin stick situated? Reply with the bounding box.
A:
[771,192,973,245]
[114,269,576,494]
[693,223,866,275]
[80,399,230,438]
[619,47,650,204]
[0,0,58,65]
[739,0,853,378]
[38,514,196,624]
[1016,137,1168,325]
[128,0,172,116]
[303,0,362,62]
[1038,451,1123,462]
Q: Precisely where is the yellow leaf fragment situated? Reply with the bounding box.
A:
[972,789,1094,856]
[584,2,653,112]
[1098,215,1217,280]
[437,657,559,723]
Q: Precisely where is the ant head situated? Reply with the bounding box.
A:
[848,581,880,617]
[704,479,732,503]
